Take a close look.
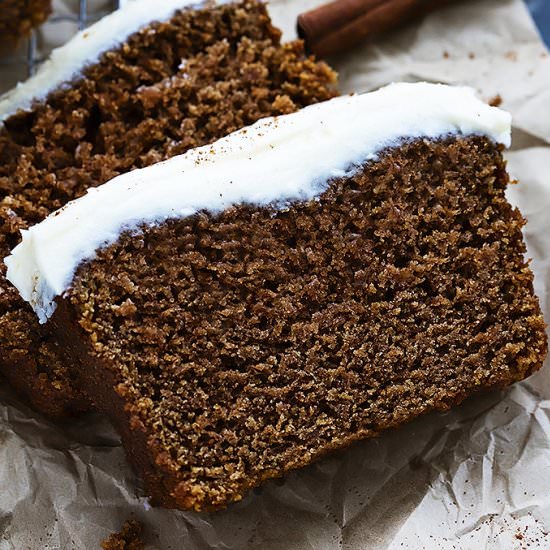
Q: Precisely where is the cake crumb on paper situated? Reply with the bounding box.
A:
[101,520,144,550]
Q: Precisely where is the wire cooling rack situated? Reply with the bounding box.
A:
[0,0,121,93]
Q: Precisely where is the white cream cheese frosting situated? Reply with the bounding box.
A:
[4,83,512,323]
[0,0,219,123]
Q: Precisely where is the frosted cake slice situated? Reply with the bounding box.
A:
[6,83,546,510]
[0,0,336,417]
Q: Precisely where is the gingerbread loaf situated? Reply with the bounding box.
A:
[0,0,336,417]
[6,83,547,511]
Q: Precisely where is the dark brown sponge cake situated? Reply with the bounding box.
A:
[0,0,336,417]
[0,0,51,45]
[45,133,546,511]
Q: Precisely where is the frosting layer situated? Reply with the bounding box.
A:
[4,83,512,323]
[0,0,216,122]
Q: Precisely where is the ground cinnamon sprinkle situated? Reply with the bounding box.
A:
[489,94,503,107]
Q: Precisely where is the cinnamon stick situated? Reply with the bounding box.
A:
[298,0,459,58]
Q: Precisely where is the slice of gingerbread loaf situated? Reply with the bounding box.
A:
[6,83,547,511]
[0,0,336,417]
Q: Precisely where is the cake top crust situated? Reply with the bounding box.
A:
[0,0,229,122]
[4,82,512,323]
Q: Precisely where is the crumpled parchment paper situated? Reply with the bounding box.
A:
[1,0,550,548]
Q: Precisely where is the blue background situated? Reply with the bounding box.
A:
[527,0,550,46]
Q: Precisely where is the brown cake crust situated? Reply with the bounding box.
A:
[50,136,547,511]
[0,0,51,45]
[0,0,336,418]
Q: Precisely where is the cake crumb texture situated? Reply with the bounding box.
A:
[0,0,336,417]
[57,136,547,511]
